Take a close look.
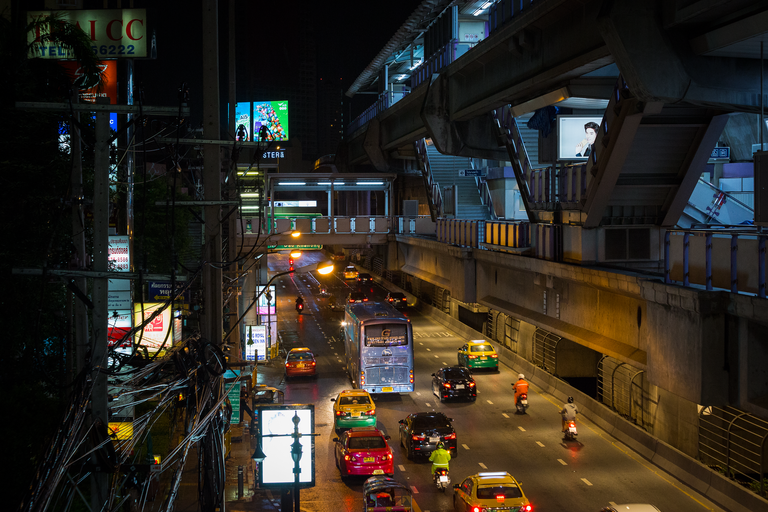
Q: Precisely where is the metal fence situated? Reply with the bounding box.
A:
[698,406,768,497]
[596,355,645,427]
[532,328,559,375]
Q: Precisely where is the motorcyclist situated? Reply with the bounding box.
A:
[295,296,304,308]
[512,373,529,407]
[429,442,451,475]
[561,396,579,432]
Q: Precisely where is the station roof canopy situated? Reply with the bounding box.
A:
[266,173,396,192]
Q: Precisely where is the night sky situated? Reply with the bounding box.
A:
[129,0,423,130]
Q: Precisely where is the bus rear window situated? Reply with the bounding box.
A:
[364,324,408,347]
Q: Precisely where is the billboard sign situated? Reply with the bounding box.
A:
[133,303,172,352]
[148,281,190,302]
[28,9,147,59]
[253,101,289,141]
[108,235,130,272]
[61,60,118,104]
[108,310,132,348]
[246,325,267,362]
[234,103,251,140]
[256,286,276,315]
[557,115,603,161]
[257,404,315,488]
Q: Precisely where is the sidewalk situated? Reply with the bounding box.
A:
[224,362,286,512]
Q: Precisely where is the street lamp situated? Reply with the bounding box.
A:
[290,413,302,512]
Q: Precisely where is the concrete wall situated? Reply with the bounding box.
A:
[557,338,602,378]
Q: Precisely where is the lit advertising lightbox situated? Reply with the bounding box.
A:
[133,303,172,353]
[108,235,130,272]
[61,60,118,104]
[557,115,603,161]
[27,9,148,59]
[245,325,266,361]
[253,101,289,141]
[234,103,251,140]
[257,405,315,488]
[257,286,276,315]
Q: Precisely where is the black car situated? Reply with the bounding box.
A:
[432,366,476,402]
[357,273,373,284]
[398,412,457,460]
[348,291,369,303]
[385,292,408,309]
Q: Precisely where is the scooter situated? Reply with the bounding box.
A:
[564,420,578,441]
[433,468,450,492]
[296,301,304,314]
[515,393,528,414]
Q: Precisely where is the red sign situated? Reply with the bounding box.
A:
[61,60,117,104]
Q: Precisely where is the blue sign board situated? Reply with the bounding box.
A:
[710,147,730,160]
[459,169,485,177]
[148,281,191,302]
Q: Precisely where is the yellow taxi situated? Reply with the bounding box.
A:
[457,340,499,370]
[453,472,532,512]
[344,265,359,279]
[330,389,376,431]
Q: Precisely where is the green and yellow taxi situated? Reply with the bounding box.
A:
[331,389,377,431]
[457,340,499,370]
[453,471,532,512]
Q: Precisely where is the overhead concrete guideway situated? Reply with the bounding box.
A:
[327,2,768,510]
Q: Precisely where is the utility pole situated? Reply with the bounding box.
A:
[228,0,241,364]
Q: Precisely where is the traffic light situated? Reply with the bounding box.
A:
[289,258,294,271]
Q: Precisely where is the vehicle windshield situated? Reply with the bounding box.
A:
[412,414,451,429]
[390,293,405,299]
[476,484,523,500]
[348,436,386,450]
[443,368,471,379]
[339,395,372,406]
[287,353,313,361]
[365,323,408,347]
[470,344,494,352]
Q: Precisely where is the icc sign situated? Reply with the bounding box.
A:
[27,9,147,59]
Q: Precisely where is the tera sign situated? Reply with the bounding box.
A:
[27,9,147,59]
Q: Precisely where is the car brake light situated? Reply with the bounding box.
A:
[365,409,375,415]
[285,363,290,367]
[472,507,484,512]
[443,382,451,389]
[444,433,456,440]
[412,434,425,441]
[310,361,316,365]
[344,454,350,461]
[468,382,476,387]
[402,297,406,301]
[335,411,343,416]
[523,505,532,512]
[491,354,498,358]
[496,495,505,502]
[468,355,477,359]
[381,453,391,461]
[363,298,368,301]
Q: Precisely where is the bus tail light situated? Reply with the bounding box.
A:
[410,370,414,384]
[361,371,365,385]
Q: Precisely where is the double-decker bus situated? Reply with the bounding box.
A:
[342,302,414,394]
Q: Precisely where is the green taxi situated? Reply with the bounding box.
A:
[457,340,499,370]
[331,389,377,431]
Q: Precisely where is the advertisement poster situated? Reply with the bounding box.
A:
[108,235,130,272]
[246,325,267,362]
[253,101,289,141]
[256,286,276,315]
[61,60,117,104]
[133,303,172,353]
[234,103,251,140]
[27,9,147,59]
[557,115,603,161]
[258,405,315,487]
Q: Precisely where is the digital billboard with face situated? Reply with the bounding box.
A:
[253,101,289,141]
[257,405,314,487]
[557,115,603,161]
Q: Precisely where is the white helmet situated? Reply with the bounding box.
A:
[518,373,525,380]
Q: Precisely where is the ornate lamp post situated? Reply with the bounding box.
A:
[290,412,303,512]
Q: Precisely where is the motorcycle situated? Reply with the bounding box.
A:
[296,301,304,314]
[433,468,450,492]
[515,393,528,414]
[564,420,578,441]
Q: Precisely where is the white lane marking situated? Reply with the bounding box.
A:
[425,402,431,407]
[416,392,421,396]
[434,355,439,358]
[462,444,469,450]
[557,459,567,465]
[334,352,338,355]
[581,478,593,486]
[442,362,448,366]
[486,400,493,404]
[426,348,431,351]
[518,426,526,432]
[609,502,618,507]
[478,462,487,469]
[419,343,424,346]
[398,465,406,472]
[536,441,545,447]
[411,486,418,494]
[502,413,510,418]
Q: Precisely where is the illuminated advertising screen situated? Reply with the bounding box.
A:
[108,235,130,272]
[61,60,118,104]
[557,115,603,161]
[234,103,251,140]
[246,325,267,361]
[253,101,289,141]
[257,405,315,488]
[257,286,276,315]
[27,9,147,59]
[133,303,172,352]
